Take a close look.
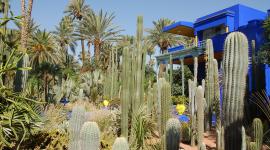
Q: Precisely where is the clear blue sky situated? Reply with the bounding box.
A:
[9,0,270,35]
[8,0,270,61]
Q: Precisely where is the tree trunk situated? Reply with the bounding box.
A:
[81,39,85,65]
[94,39,100,67]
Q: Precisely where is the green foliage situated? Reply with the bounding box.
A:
[258,16,270,64]
[171,95,189,105]
[181,122,191,143]
[165,118,181,150]
[172,66,193,96]
[252,118,263,150]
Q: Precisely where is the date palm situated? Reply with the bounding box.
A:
[80,10,121,67]
[65,0,91,65]
[147,18,181,54]
[54,16,77,66]
[29,29,59,68]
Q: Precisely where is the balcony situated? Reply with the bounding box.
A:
[156,40,206,64]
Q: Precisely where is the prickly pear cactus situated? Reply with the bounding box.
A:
[222,32,249,150]
[80,122,100,150]
[165,118,181,150]
[112,137,129,150]
[252,118,263,150]
[69,105,86,150]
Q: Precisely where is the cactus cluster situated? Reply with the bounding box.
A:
[222,32,249,150]
[165,118,181,150]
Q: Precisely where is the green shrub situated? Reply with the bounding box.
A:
[172,96,189,105]
[181,122,191,144]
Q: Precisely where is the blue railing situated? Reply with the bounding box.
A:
[168,40,206,53]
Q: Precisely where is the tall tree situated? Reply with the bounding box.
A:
[65,0,91,65]
[54,16,77,66]
[80,10,121,67]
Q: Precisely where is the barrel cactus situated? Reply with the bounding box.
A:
[69,105,86,150]
[80,122,100,150]
[222,32,249,150]
[165,118,181,150]
[252,118,263,150]
[112,137,129,150]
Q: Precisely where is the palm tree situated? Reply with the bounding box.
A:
[65,0,92,65]
[147,18,181,54]
[80,10,121,66]
[54,16,77,66]
[29,29,59,68]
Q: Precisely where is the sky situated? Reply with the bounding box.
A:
[9,0,270,35]
[8,0,270,63]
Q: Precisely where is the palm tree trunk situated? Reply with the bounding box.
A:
[81,39,85,65]
[94,39,100,67]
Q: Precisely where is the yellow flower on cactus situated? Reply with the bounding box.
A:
[103,100,109,107]
[176,104,186,115]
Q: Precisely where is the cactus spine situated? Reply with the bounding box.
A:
[222,32,249,150]
[112,137,129,150]
[80,122,100,150]
[252,118,263,150]
[69,105,86,150]
[196,86,204,148]
[165,118,181,150]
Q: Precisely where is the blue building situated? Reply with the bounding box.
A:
[156,4,270,94]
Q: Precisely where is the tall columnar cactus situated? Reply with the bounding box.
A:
[200,143,206,150]
[217,127,225,150]
[241,126,246,150]
[194,56,198,86]
[147,83,154,115]
[14,53,29,92]
[160,78,172,135]
[252,118,263,150]
[69,105,86,150]
[120,47,130,137]
[201,79,205,96]
[181,59,185,96]
[188,79,196,146]
[222,32,249,150]
[251,40,257,91]
[165,118,181,150]
[196,86,204,148]
[213,59,221,130]
[205,39,215,130]
[80,122,100,150]
[112,137,129,150]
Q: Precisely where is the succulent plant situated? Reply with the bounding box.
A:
[112,137,129,150]
[69,105,86,150]
[196,86,204,147]
[222,32,249,150]
[252,118,263,150]
[242,126,246,150]
[80,122,100,150]
[14,53,29,92]
[165,118,181,150]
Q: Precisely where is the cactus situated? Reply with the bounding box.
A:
[80,122,100,150]
[250,142,257,150]
[147,83,154,115]
[188,79,196,146]
[165,118,181,150]
[242,126,246,150]
[213,59,221,130]
[205,39,215,131]
[196,86,204,147]
[160,78,172,135]
[252,118,263,150]
[222,32,249,150]
[69,105,86,150]
[181,59,185,96]
[112,137,129,150]
[200,143,206,150]
[217,127,225,150]
[14,53,29,92]
[194,56,198,86]
[202,79,205,96]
